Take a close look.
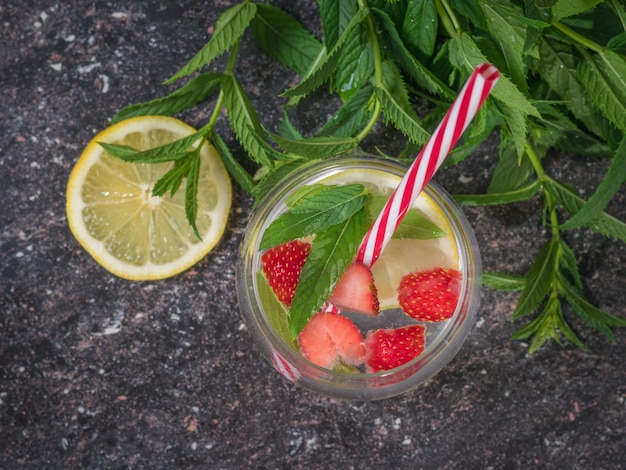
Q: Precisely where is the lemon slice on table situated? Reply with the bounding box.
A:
[66,115,232,280]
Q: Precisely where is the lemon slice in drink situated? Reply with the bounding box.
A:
[66,116,232,280]
[322,167,459,309]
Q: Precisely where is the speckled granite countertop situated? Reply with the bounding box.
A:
[2,1,625,468]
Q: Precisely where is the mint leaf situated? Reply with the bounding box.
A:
[372,7,453,98]
[268,132,357,159]
[278,111,304,140]
[559,276,626,342]
[448,32,538,157]
[260,184,367,250]
[450,32,539,118]
[479,0,528,94]
[544,178,626,243]
[401,0,438,57]
[281,7,370,99]
[212,132,255,194]
[456,180,540,206]
[487,140,534,194]
[289,208,368,337]
[284,183,328,207]
[184,148,202,240]
[512,237,559,320]
[152,158,192,198]
[558,240,584,292]
[512,296,582,353]
[251,4,323,76]
[483,272,526,292]
[376,60,430,144]
[578,49,626,133]
[110,73,222,124]
[533,102,611,159]
[256,271,295,347]
[537,37,607,138]
[222,73,273,167]
[250,161,306,203]
[290,184,366,214]
[366,193,445,239]
[560,136,626,230]
[334,14,374,101]
[166,2,256,83]
[552,0,604,20]
[317,0,356,48]
[316,85,374,138]
[99,131,206,163]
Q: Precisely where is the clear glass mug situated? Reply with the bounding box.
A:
[236,156,481,400]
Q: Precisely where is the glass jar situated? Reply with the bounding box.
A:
[236,156,481,400]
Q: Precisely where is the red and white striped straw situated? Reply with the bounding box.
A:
[356,63,499,268]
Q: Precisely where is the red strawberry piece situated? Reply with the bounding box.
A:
[328,263,380,316]
[297,312,365,369]
[261,240,311,306]
[398,268,462,322]
[364,325,426,373]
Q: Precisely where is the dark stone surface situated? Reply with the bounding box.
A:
[1,1,625,468]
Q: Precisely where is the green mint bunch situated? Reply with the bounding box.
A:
[104,0,626,353]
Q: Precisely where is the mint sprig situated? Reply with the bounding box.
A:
[105,0,626,352]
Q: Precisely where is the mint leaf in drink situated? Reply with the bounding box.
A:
[366,193,445,240]
[285,183,327,206]
[289,207,368,338]
[256,271,296,348]
[290,184,366,214]
[260,184,367,250]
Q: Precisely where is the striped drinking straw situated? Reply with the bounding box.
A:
[356,63,500,268]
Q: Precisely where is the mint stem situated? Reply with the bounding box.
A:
[436,0,461,38]
[551,21,603,54]
[355,2,383,143]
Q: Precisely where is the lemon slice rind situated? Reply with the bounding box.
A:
[66,116,232,281]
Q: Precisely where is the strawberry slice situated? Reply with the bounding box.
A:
[364,325,426,373]
[398,267,462,322]
[328,263,380,316]
[297,312,365,369]
[261,240,311,306]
